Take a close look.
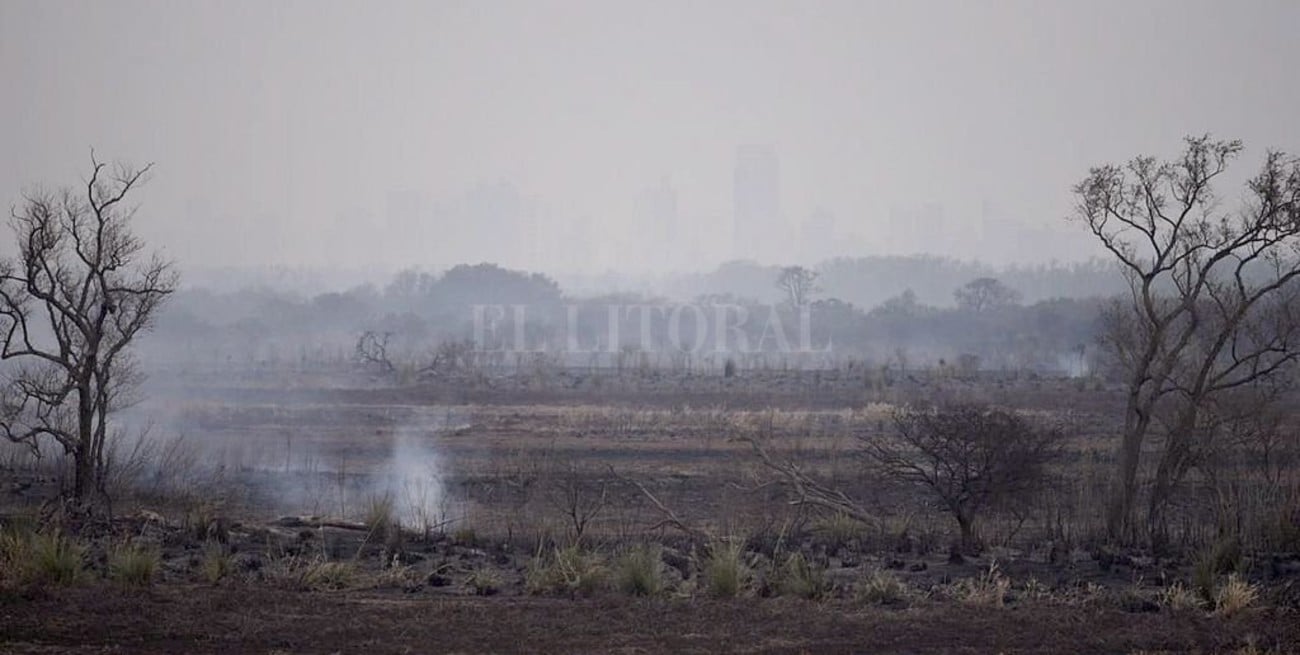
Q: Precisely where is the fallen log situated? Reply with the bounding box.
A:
[272,516,370,531]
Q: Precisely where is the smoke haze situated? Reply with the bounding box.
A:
[4,0,1298,280]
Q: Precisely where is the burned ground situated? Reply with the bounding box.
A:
[2,369,1298,653]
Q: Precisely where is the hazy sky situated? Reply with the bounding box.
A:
[2,0,1298,279]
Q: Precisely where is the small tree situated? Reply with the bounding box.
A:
[863,403,1057,549]
[776,266,820,308]
[0,156,178,505]
[954,277,1021,313]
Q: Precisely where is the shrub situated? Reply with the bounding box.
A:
[365,494,397,539]
[27,531,86,586]
[466,568,503,596]
[856,569,910,606]
[184,504,227,543]
[525,546,606,597]
[1107,582,1159,613]
[702,540,750,599]
[306,560,358,591]
[1193,556,1218,604]
[1214,574,1259,617]
[778,552,830,600]
[374,564,422,591]
[812,513,865,551]
[866,404,1058,550]
[265,554,357,591]
[1194,537,1243,604]
[613,544,665,597]
[451,527,478,546]
[200,541,232,584]
[1207,536,1244,574]
[107,541,159,586]
[1020,576,1052,602]
[0,519,34,568]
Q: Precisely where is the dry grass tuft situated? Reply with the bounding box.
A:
[199,541,232,584]
[3,529,87,587]
[702,539,750,599]
[613,543,666,597]
[1214,574,1259,617]
[1158,582,1204,611]
[778,552,830,600]
[525,545,606,597]
[265,554,358,591]
[856,568,911,606]
[957,560,1010,607]
[107,541,160,586]
[364,494,398,539]
[812,512,865,550]
[466,568,504,596]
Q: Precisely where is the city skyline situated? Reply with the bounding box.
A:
[4,1,1295,277]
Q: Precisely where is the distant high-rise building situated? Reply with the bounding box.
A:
[732,145,781,262]
[887,201,945,255]
[464,180,527,268]
[384,189,432,263]
[638,176,678,269]
[799,208,837,263]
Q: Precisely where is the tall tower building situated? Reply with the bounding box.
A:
[732,145,781,262]
[638,177,678,270]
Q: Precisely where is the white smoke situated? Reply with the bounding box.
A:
[378,426,447,532]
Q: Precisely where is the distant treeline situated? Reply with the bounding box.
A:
[652,256,1124,307]
[146,257,1117,375]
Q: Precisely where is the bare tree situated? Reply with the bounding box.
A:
[424,339,476,378]
[954,277,1021,313]
[0,156,178,504]
[776,266,820,308]
[1072,135,1300,542]
[541,454,609,543]
[863,403,1058,550]
[354,330,396,375]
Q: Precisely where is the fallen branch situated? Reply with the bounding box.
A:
[731,435,879,530]
[628,479,710,540]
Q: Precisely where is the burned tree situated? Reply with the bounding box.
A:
[354,330,396,375]
[863,403,1057,549]
[0,156,178,504]
[1072,136,1300,543]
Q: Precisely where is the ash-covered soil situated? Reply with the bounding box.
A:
[2,584,1296,654]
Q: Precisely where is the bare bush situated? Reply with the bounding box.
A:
[864,403,1058,549]
[540,454,609,544]
[354,331,396,375]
